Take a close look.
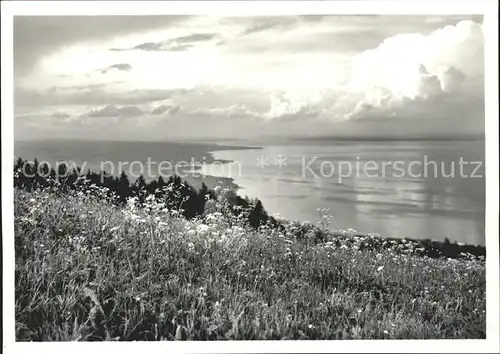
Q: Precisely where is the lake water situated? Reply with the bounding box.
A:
[14,139,485,245]
[200,140,485,245]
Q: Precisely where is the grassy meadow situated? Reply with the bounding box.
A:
[14,180,486,341]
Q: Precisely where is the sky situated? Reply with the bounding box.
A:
[14,15,485,141]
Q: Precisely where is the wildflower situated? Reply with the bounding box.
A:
[377,266,384,272]
[196,224,210,234]
[383,330,389,334]
[308,324,313,329]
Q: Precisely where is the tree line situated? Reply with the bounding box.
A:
[14,157,273,229]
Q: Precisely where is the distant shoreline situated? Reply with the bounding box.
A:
[291,134,486,143]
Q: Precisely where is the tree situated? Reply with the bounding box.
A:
[249,199,268,228]
[195,182,209,215]
[14,157,24,173]
[117,171,131,203]
[133,175,147,204]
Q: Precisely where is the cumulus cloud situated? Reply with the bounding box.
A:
[439,66,466,92]
[415,64,444,99]
[350,20,482,95]
[346,19,483,122]
[265,92,324,121]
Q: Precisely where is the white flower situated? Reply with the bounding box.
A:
[377,266,384,272]
[196,224,210,233]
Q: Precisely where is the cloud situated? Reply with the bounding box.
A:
[241,17,298,35]
[55,83,110,91]
[414,64,446,99]
[14,16,485,141]
[223,16,482,57]
[265,93,324,121]
[191,104,261,119]
[439,66,466,92]
[86,105,146,118]
[98,63,133,74]
[16,87,187,107]
[50,111,70,119]
[111,32,218,52]
[343,19,483,126]
[14,16,190,78]
[350,20,483,97]
[174,33,218,43]
[112,42,194,52]
[151,104,182,115]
